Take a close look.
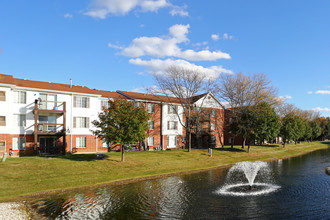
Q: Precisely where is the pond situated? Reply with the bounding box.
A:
[30,148,330,219]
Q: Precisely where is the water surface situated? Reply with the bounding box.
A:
[31,148,330,219]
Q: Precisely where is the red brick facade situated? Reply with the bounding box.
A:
[0,75,227,157]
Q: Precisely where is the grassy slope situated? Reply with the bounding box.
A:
[0,141,329,202]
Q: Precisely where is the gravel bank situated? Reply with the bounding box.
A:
[0,202,27,220]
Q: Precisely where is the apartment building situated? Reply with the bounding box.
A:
[0,74,225,157]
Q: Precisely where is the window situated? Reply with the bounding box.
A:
[182,136,186,142]
[38,116,56,131]
[14,91,26,104]
[211,123,216,131]
[74,117,89,128]
[76,137,86,148]
[74,96,89,108]
[229,118,233,124]
[101,100,110,109]
[168,105,177,114]
[211,109,216,117]
[148,137,154,146]
[134,102,139,107]
[12,137,26,150]
[210,136,216,144]
[148,120,154,130]
[0,91,5,101]
[14,114,26,127]
[147,103,155,113]
[102,139,110,148]
[167,121,178,130]
[0,141,5,152]
[195,107,201,113]
[0,116,5,126]
[39,93,57,109]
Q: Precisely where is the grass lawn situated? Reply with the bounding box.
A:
[0,141,329,202]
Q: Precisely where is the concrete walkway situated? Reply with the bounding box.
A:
[0,202,27,220]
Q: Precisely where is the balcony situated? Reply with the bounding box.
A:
[33,99,67,150]
[36,123,65,135]
[35,100,66,113]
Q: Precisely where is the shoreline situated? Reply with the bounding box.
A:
[6,144,329,203]
[0,145,329,219]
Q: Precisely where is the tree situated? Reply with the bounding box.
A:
[92,99,150,162]
[229,102,280,152]
[310,120,322,141]
[215,73,279,147]
[153,66,216,152]
[253,102,280,145]
[315,117,329,140]
[234,106,255,151]
[280,114,300,147]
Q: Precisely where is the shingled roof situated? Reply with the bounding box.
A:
[117,91,212,104]
[0,74,126,99]
[117,90,182,103]
[0,74,214,103]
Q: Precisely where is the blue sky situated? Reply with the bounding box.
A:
[0,0,329,117]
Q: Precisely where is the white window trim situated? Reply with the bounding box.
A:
[75,117,89,128]
[148,120,154,130]
[12,137,26,150]
[211,123,216,131]
[148,103,155,113]
[167,121,178,130]
[14,91,26,104]
[0,141,6,152]
[76,137,86,148]
[14,114,26,127]
[148,136,154,146]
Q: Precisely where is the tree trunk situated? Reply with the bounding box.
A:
[188,130,192,152]
[231,136,234,149]
[283,141,286,148]
[247,141,250,153]
[121,144,125,162]
[242,137,246,149]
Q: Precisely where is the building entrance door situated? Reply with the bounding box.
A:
[167,135,177,148]
[39,137,57,154]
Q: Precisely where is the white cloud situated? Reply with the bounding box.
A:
[223,33,233,40]
[283,95,292,99]
[211,34,219,41]
[129,58,234,79]
[84,0,187,19]
[312,107,330,112]
[192,41,208,47]
[315,90,330,95]
[64,13,73,18]
[278,95,292,101]
[307,91,313,95]
[132,85,159,93]
[169,5,188,16]
[108,43,123,50]
[121,24,231,61]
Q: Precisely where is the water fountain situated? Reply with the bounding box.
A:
[216,161,280,196]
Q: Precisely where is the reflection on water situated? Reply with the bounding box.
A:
[31,148,330,219]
